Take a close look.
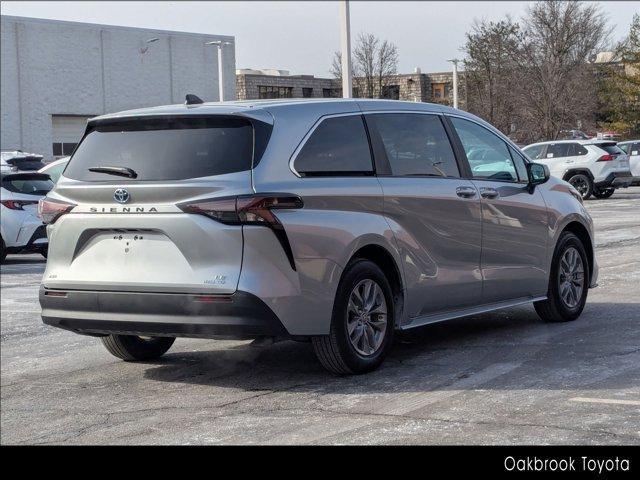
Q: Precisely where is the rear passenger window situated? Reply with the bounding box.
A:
[571,144,588,156]
[451,117,517,182]
[368,113,459,177]
[546,143,572,158]
[294,115,373,176]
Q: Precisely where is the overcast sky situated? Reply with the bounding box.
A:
[2,1,637,76]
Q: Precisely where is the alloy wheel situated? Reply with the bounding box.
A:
[558,246,584,309]
[569,177,589,197]
[346,279,388,356]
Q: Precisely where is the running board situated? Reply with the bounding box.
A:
[400,296,547,331]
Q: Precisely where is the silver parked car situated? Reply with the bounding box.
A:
[39,99,598,374]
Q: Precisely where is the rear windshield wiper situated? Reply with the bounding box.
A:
[88,166,138,178]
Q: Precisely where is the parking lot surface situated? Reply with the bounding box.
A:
[1,189,639,445]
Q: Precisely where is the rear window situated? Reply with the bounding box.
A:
[2,175,54,195]
[595,143,625,155]
[64,117,258,182]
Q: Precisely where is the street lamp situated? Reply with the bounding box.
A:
[447,58,460,109]
[205,40,233,101]
[339,1,352,98]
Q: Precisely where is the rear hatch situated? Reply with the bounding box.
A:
[592,142,630,172]
[42,114,271,294]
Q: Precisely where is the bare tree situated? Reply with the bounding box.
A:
[331,32,399,98]
[513,1,611,141]
[462,18,520,133]
[463,1,611,142]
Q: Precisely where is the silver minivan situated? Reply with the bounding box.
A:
[39,99,598,374]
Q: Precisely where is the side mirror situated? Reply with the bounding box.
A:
[527,162,550,190]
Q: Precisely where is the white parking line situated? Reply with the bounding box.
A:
[569,397,640,406]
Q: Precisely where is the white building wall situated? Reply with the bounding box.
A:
[0,15,236,159]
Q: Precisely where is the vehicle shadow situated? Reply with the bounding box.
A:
[2,255,46,266]
[143,301,640,394]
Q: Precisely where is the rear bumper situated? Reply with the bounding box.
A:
[40,287,290,339]
[595,171,633,189]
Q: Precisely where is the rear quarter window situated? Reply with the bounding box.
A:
[64,116,262,182]
[294,115,374,176]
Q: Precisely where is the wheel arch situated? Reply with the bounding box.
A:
[349,243,405,328]
[562,169,594,182]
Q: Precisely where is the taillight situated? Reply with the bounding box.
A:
[178,194,303,226]
[38,197,75,224]
[0,199,38,210]
[597,154,615,162]
[178,194,303,270]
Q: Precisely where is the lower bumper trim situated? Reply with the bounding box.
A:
[40,287,290,339]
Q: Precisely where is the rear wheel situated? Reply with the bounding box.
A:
[101,334,175,361]
[592,187,615,199]
[0,237,6,263]
[534,232,589,323]
[567,173,593,200]
[312,259,394,375]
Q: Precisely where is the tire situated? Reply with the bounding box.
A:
[312,259,395,375]
[534,232,589,323]
[40,247,48,259]
[592,187,615,199]
[0,237,6,264]
[101,334,175,361]
[567,173,593,200]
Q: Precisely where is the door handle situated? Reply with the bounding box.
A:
[479,187,499,199]
[456,186,477,198]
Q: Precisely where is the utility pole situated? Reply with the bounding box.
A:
[448,59,460,109]
[339,1,353,98]
[206,40,233,101]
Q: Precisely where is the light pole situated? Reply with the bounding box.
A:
[339,1,352,98]
[447,58,460,109]
[206,40,233,101]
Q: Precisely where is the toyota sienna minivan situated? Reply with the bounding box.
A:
[39,98,597,374]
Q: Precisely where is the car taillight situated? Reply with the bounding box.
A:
[38,197,75,224]
[597,154,615,161]
[178,194,303,226]
[0,199,38,210]
[178,194,303,270]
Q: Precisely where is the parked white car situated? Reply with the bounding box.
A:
[39,157,70,183]
[522,140,633,199]
[617,140,640,185]
[1,172,53,262]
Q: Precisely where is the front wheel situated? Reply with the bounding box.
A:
[567,173,593,200]
[592,187,615,199]
[534,232,589,323]
[312,259,394,375]
[101,335,175,361]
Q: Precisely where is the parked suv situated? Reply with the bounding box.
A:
[617,140,640,185]
[39,99,598,374]
[522,140,632,199]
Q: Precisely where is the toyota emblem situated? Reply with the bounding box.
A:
[114,188,130,204]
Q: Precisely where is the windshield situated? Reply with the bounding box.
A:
[63,116,256,182]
